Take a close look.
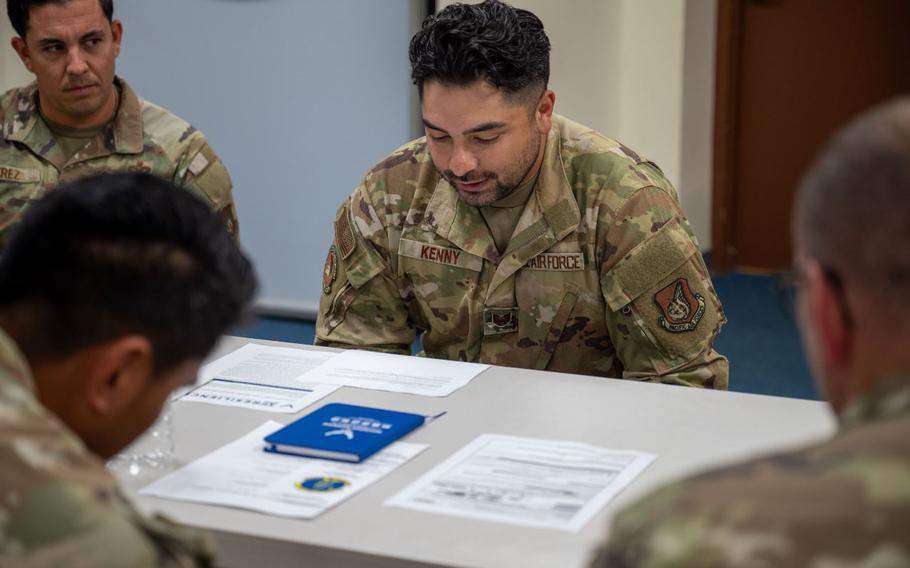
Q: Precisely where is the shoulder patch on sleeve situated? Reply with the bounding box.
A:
[323,246,338,295]
[186,143,232,210]
[335,207,356,260]
[188,151,210,177]
[654,278,706,332]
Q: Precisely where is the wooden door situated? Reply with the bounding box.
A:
[712,0,910,271]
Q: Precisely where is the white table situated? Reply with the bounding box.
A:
[122,337,835,568]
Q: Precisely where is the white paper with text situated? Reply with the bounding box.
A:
[385,434,655,531]
[141,421,427,518]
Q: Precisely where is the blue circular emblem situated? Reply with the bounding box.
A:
[295,477,350,492]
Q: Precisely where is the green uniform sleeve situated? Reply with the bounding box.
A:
[176,137,239,239]
[315,184,415,354]
[1,482,215,567]
[599,187,729,389]
[588,483,711,568]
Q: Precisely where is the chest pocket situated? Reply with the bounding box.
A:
[0,165,44,238]
[516,245,600,370]
[397,237,482,339]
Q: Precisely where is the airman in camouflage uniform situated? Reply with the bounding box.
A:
[316,0,727,387]
[0,172,255,566]
[0,77,238,246]
[2,0,236,247]
[317,114,728,388]
[0,326,216,567]
[591,99,910,566]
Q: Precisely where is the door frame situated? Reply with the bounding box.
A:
[710,0,744,272]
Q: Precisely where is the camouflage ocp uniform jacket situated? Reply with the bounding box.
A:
[591,374,910,567]
[317,115,728,388]
[0,77,238,246]
[0,326,216,567]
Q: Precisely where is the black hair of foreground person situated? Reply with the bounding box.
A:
[0,171,256,374]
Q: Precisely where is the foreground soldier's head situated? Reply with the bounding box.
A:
[793,97,910,413]
[0,172,256,458]
[409,0,555,207]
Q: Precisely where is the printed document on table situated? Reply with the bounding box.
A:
[199,343,338,386]
[180,379,338,413]
[141,421,427,519]
[385,434,655,532]
[296,349,489,397]
[179,343,341,412]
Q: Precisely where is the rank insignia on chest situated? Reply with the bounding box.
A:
[654,278,705,332]
[323,246,338,295]
[483,307,519,336]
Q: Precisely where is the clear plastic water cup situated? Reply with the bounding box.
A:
[107,402,176,482]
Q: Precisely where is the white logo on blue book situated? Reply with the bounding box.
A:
[323,415,393,440]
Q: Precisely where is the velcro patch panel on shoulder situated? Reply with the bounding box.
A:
[335,206,356,260]
[603,219,697,311]
[399,238,482,272]
[187,151,210,177]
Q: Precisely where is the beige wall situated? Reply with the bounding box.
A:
[1,17,32,90]
[680,0,717,251]
[438,0,716,249]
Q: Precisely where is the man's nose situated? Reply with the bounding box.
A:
[65,47,90,76]
[449,145,478,177]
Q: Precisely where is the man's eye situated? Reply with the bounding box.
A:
[475,136,500,144]
[429,134,450,142]
[85,37,102,47]
[43,44,63,53]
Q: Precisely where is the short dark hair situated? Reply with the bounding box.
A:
[794,97,910,319]
[7,0,114,37]
[409,0,550,102]
[0,173,257,374]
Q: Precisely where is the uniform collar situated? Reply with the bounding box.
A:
[423,114,581,269]
[0,325,36,395]
[109,77,144,154]
[1,76,144,168]
[839,373,910,431]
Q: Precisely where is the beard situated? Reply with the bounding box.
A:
[442,130,542,207]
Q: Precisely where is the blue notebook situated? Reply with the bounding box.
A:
[263,403,427,463]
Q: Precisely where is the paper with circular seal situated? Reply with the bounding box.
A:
[296,476,349,492]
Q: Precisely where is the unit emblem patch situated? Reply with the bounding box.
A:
[323,245,338,295]
[654,278,705,332]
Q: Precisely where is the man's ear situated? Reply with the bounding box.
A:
[111,19,123,58]
[534,89,555,135]
[11,36,33,73]
[85,335,154,416]
[804,262,852,370]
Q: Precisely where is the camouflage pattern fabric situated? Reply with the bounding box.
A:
[0,326,217,567]
[0,77,238,247]
[591,374,910,567]
[316,115,728,388]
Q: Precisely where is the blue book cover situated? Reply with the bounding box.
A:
[263,403,426,463]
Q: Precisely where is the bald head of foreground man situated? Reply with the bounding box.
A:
[590,99,910,567]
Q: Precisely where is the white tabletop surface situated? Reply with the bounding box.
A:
[120,337,836,568]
